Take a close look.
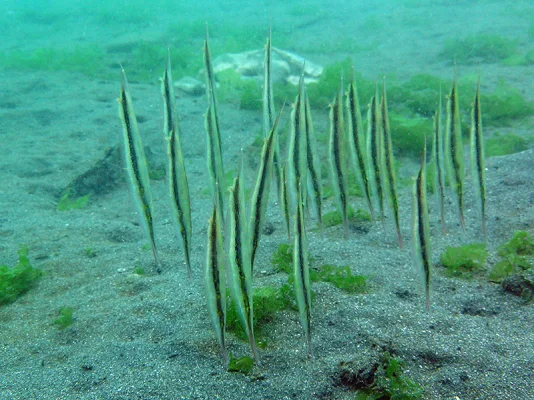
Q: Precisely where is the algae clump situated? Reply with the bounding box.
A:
[489,231,534,282]
[439,34,519,64]
[440,243,488,279]
[356,352,423,400]
[0,246,42,306]
[311,265,367,294]
[227,354,254,374]
[485,133,530,157]
[53,306,74,330]
[480,80,534,126]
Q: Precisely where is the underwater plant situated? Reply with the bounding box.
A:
[489,231,534,283]
[439,34,519,64]
[440,243,488,279]
[57,189,90,211]
[485,133,530,157]
[53,306,74,330]
[0,246,41,306]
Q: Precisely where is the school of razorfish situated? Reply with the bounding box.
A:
[117,26,486,368]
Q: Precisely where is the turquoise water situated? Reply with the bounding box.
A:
[1,1,533,399]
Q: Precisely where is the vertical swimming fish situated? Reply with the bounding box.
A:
[470,78,486,239]
[412,139,431,311]
[250,109,281,271]
[280,164,291,239]
[432,88,447,234]
[205,201,228,366]
[204,26,225,219]
[263,26,285,234]
[445,80,465,230]
[287,74,308,215]
[346,71,374,219]
[329,86,349,236]
[304,89,322,229]
[294,184,312,357]
[367,88,386,230]
[380,80,403,249]
[227,165,259,363]
[117,68,158,264]
[162,52,192,277]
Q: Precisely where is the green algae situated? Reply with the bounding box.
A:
[485,133,530,157]
[227,354,254,374]
[322,206,372,229]
[440,243,488,279]
[53,306,74,330]
[439,34,519,64]
[489,231,534,282]
[311,265,367,294]
[57,189,89,211]
[0,246,41,306]
[356,352,423,400]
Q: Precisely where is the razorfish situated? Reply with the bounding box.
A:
[227,164,259,363]
[329,85,349,236]
[294,183,313,357]
[346,70,374,219]
[470,78,486,239]
[117,68,158,264]
[367,88,386,230]
[412,139,431,310]
[287,74,308,215]
[161,52,192,277]
[250,109,281,271]
[445,80,465,231]
[205,202,228,366]
[432,88,447,234]
[263,25,283,202]
[380,80,403,248]
[303,89,323,229]
[203,26,225,219]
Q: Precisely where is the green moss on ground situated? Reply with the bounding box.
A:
[489,231,534,283]
[480,80,534,125]
[356,352,423,399]
[311,265,367,294]
[227,354,254,374]
[0,46,107,77]
[0,246,41,306]
[440,243,488,279]
[439,34,519,64]
[322,206,372,229]
[485,133,530,157]
[57,189,89,211]
[53,306,74,330]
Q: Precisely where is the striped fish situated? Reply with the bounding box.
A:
[445,80,465,231]
[263,27,285,234]
[380,80,403,249]
[204,26,225,219]
[280,164,291,239]
[470,78,486,239]
[294,184,313,357]
[250,109,281,271]
[287,74,308,215]
[412,139,431,311]
[432,88,447,234]
[329,86,349,236]
[304,89,322,229]
[162,52,192,277]
[205,202,228,366]
[346,71,374,219]
[117,68,158,264]
[367,88,386,230]
[227,165,259,363]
